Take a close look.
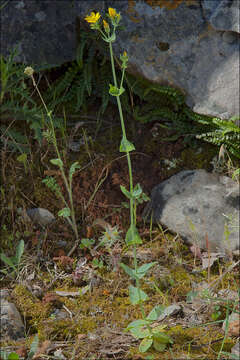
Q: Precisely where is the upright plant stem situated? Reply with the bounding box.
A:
[109,41,147,322]
[31,74,79,243]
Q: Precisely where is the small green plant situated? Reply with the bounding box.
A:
[0,334,39,360]
[196,116,240,160]
[24,67,80,255]
[0,239,24,278]
[85,8,173,353]
[0,48,44,152]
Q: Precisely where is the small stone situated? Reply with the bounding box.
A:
[26,208,55,227]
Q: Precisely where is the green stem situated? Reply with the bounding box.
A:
[31,75,79,242]
[109,40,149,325]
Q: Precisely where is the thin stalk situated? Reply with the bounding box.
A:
[109,40,150,327]
[31,74,79,242]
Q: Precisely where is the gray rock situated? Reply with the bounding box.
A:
[231,341,240,359]
[157,304,182,321]
[202,0,239,32]
[26,208,55,227]
[1,0,239,119]
[143,169,239,253]
[0,298,25,340]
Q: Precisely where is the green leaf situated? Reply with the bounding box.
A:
[119,137,135,153]
[153,339,166,352]
[17,153,27,164]
[127,321,151,339]
[80,238,95,249]
[58,207,71,218]
[186,290,199,303]
[120,263,137,280]
[126,319,150,330]
[109,83,125,96]
[125,224,142,246]
[120,185,131,199]
[129,285,148,305]
[69,161,80,181]
[92,258,103,268]
[132,183,143,199]
[15,239,24,265]
[137,262,157,279]
[147,305,165,321]
[152,329,173,344]
[139,337,153,353]
[0,253,16,270]
[232,168,240,180]
[50,158,63,168]
[7,353,20,360]
[28,334,39,359]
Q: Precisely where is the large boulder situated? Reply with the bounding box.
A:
[143,169,239,253]
[1,0,239,119]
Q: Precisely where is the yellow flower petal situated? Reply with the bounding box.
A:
[85,11,101,24]
[108,7,117,19]
[103,19,109,30]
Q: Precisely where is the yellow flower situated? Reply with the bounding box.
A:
[103,19,110,31]
[123,51,127,57]
[85,11,101,24]
[108,7,117,19]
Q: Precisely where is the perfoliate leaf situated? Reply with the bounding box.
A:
[109,83,125,96]
[129,285,148,305]
[58,207,71,218]
[69,161,80,180]
[132,183,143,198]
[50,158,63,168]
[125,224,142,246]
[119,137,135,152]
[139,337,153,353]
[120,185,131,199]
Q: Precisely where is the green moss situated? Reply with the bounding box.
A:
[12,285,50,330]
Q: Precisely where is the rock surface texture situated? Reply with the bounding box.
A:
[0,289,25,341]
[143,169,239,253]
[1,0,239,119]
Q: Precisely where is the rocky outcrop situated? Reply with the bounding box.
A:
[143,169,239,253]
[1,0,239,119]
